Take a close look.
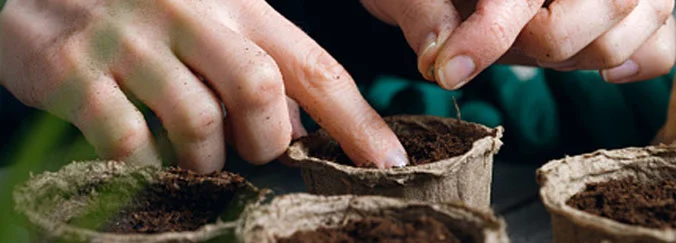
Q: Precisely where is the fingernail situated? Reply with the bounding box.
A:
[418,34,438,80]
[385,148,409,168]
[438,55,475,90]
[419,34,438,57]
[601,59,639,83]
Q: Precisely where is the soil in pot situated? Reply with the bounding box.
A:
[304,119,493,168]
[69,168,251,234]
[567,177,676,229]
[276,215,460,243]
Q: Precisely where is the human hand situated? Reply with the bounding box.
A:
[0,0,408,172]
[361,0,546,89]
[362,0,675,88]
[514,0,675,84]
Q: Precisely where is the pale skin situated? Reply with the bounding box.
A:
[0,0,674,173]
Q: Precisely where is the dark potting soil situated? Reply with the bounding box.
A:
[567,178,676,229]
[100,168,248,233]
[304,119,492,168]
[277,216,460,243]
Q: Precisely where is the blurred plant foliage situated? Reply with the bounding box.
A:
[0,111,97,241]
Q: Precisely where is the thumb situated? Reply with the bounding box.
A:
[361,0,462,81]
[434,0,544,90]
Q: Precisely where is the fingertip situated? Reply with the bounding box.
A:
[383,146,409,168]
[436,55,475,90]
[366,125,409,169]
[600,59,640,83]
[417,35,439,81]
[121,142,163,167]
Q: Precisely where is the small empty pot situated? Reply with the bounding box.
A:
[237,193,508,243]
[538,146,676,243]
[282,115,503,209]
[14,160,264,243]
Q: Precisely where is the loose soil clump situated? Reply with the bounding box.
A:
[305,119,492,167]
[567,177,676,229]
[277,216,460,243]
[82,168,248,234]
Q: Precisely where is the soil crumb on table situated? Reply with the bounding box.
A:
[276,216,461,243]
[567,178,676,229]
[306,119,492,167]
[101,168,247,233]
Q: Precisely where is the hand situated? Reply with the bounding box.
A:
[0,0,408,172]
[362,0,675,89]
[514,0,675,84]
[361,0,546,89]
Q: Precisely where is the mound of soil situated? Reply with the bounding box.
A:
[305,119,492,168]
[567,178,676,229]
[98,168,248,233]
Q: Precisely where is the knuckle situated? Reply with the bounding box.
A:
[173,100,223,142]
[541,30,575,61]
[234,63,285,108]
[295,46,349,94]
[58,43,87,74]
[77,96,149,159]
[106,118,150,158]
[487,21,515,53]
[524,12,575,61]
[120,34,155,61]
[472,6,522,56]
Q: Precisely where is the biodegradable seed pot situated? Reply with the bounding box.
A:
[13,160,264,243]
[282,115,503,208]
[538,146,676,243]
[236,193,509,243]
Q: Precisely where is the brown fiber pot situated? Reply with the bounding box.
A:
[13,161,263,243]
[236,193,509,243]
[282,115,503,209]
[537,146,676,243]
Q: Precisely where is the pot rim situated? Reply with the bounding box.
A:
[537,146,676,242]
[283,115,504,184]
[13,160,261,243]
[237,193,509,243]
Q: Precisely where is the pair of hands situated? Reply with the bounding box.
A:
[0,0,673,172]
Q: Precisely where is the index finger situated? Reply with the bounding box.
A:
[238,3,409,168]
[434,0,544,90]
